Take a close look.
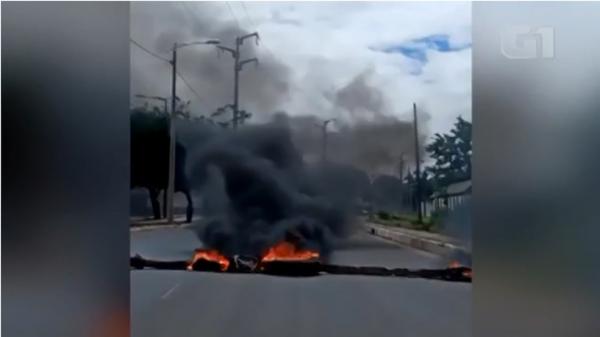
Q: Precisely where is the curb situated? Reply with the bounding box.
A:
[366,223,470,258]
[130,223,193,232]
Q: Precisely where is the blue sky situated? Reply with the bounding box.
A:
[377,34,472,75]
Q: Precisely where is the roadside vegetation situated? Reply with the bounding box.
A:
[369,210,447,232]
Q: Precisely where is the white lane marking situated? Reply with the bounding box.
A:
[161,282,182,300]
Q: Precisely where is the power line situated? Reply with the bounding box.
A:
[176,71,204,103]
[237,2,276,59]
[240,2,256,28]
[179,2,203,25]
[182,1,254,60]
[130,37,205,103]
[225,2,241,30]
[129,38,170,63]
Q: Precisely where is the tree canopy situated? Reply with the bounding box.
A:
[425,116,472,189]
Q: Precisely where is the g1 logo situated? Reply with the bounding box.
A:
[501,26,554,59]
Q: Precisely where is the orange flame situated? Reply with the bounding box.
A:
[449,261,462,269]
[448,260,472,278]
[187,249,230,271]
[261,241,320,263]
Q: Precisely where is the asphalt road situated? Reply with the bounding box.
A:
[131,227,471,337]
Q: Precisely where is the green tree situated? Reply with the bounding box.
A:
[425,116,472,189]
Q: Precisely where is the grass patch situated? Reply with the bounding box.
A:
[371,210,443,232]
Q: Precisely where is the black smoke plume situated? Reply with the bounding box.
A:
[188,118,358,259]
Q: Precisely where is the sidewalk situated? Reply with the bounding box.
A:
[365,222,470,258]
[130,216,196,231]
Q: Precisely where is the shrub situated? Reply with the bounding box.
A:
[377,211,391,220]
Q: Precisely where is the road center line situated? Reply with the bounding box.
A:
[161,282,181,300]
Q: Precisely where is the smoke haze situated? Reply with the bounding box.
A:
[131,2,291,120]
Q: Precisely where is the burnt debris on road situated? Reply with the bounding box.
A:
[130,254,472,283]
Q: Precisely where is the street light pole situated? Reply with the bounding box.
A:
[233,37,240,129]
[166,39,220,224]
[166,43,178,224]
[217,32,259,129]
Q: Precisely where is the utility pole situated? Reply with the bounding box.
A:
[233,36,240,128]
[167,42,178,224]
[316,119,336,163]
[166,39,220,224]
[413,103,423,224]
[217,32,260,129]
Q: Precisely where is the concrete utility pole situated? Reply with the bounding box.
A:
[217,32,260,129]
[316,119,336,163]
[167,39,220,224]
[413,103,423,224]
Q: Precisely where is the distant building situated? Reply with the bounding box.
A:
[430,180,472,213]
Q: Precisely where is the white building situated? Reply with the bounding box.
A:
[430,180,472,213]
